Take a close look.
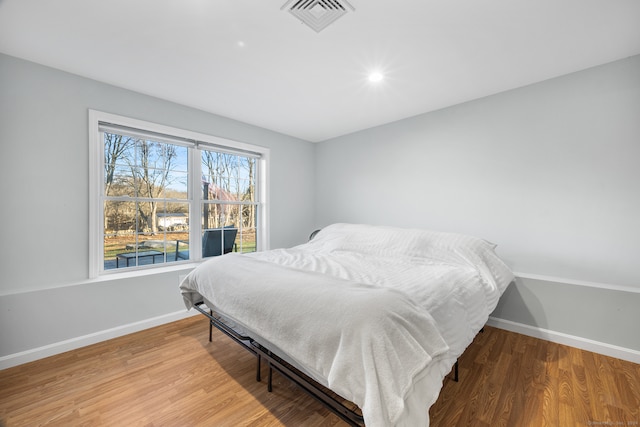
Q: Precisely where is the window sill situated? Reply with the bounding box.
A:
[95,261,203,282]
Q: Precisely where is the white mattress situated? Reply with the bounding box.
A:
[180,223,514,426]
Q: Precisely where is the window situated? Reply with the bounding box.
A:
[89,110,269,277]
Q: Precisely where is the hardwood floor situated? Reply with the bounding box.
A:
[1,317,638,426]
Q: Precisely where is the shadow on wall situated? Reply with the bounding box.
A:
[491,277,548,330]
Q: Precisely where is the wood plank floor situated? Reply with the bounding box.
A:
[1,317,638,426]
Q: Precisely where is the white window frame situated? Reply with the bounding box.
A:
[89,110,270,278]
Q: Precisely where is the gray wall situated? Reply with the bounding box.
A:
[491,277,639,352]
[315,55,640,352]
[0,53,316,358]
[1,51,638,364]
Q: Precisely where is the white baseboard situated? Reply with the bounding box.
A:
[0,309,200,371]
[487,316,640,364]
[4,311,637,371]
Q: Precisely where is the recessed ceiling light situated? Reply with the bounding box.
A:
[368,72,384,83]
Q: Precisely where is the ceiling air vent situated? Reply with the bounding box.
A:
[281,0,355,33]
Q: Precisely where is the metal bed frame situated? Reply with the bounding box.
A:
[194,304,474,426]
[192,300,472,426]
[193,301,366,426]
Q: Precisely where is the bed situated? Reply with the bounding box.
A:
[180,223,514,426]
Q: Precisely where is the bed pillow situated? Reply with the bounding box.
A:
[307,223,514,294]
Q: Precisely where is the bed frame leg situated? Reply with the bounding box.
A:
[209,310,213,342]
[450,327,481,383]
[256,354,262,382]
[268,363,273,392]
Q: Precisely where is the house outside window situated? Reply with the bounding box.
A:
[89,110,269,277]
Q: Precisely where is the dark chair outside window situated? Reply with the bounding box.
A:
[175,226,238,261]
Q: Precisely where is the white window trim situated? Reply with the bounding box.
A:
[88,109,270,278]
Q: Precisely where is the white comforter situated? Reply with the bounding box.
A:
[180,223,514,426]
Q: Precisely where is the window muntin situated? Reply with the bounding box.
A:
[90,111,267,276]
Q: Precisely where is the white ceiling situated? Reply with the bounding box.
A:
[1,0,639,142]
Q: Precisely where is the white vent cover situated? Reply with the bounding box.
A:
[281,0,355,33]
